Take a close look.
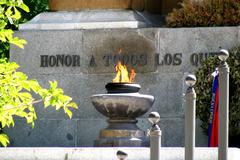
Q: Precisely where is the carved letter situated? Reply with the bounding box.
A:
[131,55,138,66]
[139,54,147,66]
[56,55,64,67]
[103,54,112,67]
[190,53,199,66]
[40,55,48,67]
[49,55,57,67]
[199,53,205,65]
[122,55,129,65]
[173,53,182,65]
[72,55,80,67]
[89,55,97,67]
[164,53,172,65]
[65,55,72,67]
[155,53,164,66]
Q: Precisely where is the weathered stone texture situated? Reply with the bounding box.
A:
[1,147,240,160]
[9,26,240,147]
[5,119,77,147]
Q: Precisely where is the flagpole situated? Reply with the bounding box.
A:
[185,74,196,160]
[218,49,229,160]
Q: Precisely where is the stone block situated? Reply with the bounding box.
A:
[138,117,185,147]
[26,71,184,120]
[137,72,184,118]
[76,118,185,147]
[10,26,240,147]
[4,119,77,147]
[77,119,107,147]
[28,73,111,119]
[11,30,84,75]
[19,11,148,30]
[238,26,240,43]
[82,28,159,73]
[1,147,240,160]
[158,27,239,73]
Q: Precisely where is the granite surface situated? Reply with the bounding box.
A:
[9,22,240,147]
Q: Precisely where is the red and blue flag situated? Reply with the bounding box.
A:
[208,70,219,147]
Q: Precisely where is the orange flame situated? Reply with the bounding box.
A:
[129,69,136,83]
[112,61,136,83]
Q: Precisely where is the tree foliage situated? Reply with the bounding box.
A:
[195,47,240,141]
[166,0,240,27]
[0,59,78,146]
[21,0,48,22]
[0,0,48,59]
[0,0,77,147]
[0,0,29,48]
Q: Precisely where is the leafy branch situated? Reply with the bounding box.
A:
[0,60,78,146]
[0,0,29,48]
[0,0,78,147]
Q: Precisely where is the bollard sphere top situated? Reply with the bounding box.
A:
[116,150,128,160]
[148,112,160,125]
[185,74,196,87]
[218,49,229,61]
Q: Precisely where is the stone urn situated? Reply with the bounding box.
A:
[91,83,154,147]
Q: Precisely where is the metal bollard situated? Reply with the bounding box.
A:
[116,150,128,160]
[218,49,229,160]
[148,112,161,160]
[185,75,197,160]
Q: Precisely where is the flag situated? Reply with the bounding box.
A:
[208,70,219,147]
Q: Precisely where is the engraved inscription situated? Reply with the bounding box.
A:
[40,55,80,67]
[102,54,148,67]
[40,52,216,68]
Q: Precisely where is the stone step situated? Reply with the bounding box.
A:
[0,147,240,160]
[19,11,150,30]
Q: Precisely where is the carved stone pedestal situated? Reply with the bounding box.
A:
[19,10,150,30]
[94,120,149,147]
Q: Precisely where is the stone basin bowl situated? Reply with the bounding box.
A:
[91,93,154,119]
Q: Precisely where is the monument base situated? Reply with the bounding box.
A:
[1,147,240,160]
[10,20,238,147]
[19,10,152,30]
[94,121,149,147]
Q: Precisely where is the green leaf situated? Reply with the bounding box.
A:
[65,108,73,119]
[0,20,7,29]
[28,80,41,93]
[18,3,30,13]
[5,7,13,17]
[18,92,33,101]
[0,0,7,5]
[9,37,27,49]
[66,102,78,109]
[0,134,10,147]
[43,96,51,107]
[12,7,21,20]
[49,81,58,90]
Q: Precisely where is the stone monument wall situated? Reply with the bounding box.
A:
[8,27,240,147]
